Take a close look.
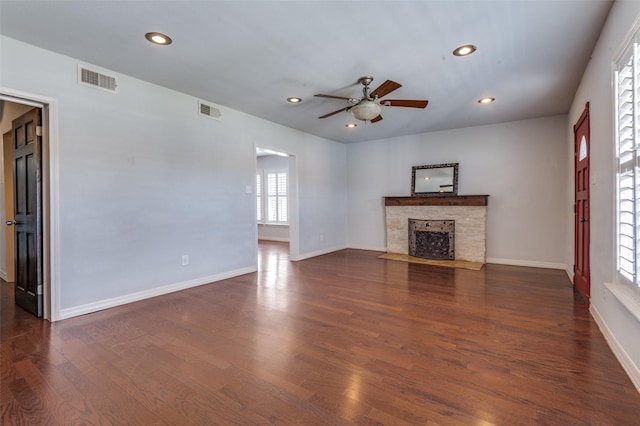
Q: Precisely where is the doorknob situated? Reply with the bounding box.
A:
[580,218,588,223]
[6,220,21,226]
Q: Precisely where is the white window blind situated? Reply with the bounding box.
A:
[615,40,640,288]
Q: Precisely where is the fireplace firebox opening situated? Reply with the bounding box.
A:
[408,219,455,260]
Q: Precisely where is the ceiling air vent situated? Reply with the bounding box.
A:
[78,65,118,93]
[198,100,222,121]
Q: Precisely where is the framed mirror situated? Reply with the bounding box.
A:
[411,163,458,196]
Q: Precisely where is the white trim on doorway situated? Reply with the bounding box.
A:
[1,87,60,321]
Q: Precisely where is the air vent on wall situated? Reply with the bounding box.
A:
[78,65,118,93]
[198,100,222,121]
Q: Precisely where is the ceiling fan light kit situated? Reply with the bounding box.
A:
[350,101,382,121]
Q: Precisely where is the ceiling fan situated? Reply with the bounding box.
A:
[314,76,428,123]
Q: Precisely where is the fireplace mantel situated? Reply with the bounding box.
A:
[384,195,489,207]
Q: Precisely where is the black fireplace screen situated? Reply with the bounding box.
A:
[408,219,455,260]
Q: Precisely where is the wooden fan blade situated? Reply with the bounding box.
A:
[318,106,351,119]
[314,94,353,101]
[371,115,383,123]
[382,99,429,108]
[371,80,402,98]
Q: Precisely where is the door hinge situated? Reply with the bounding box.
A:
[37,285,43,295]
[36,126,42,137]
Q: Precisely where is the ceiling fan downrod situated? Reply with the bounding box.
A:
[358,76,375,101]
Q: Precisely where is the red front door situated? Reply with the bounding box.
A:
[574,103,590,308]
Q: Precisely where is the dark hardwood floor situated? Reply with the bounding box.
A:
[2,241,639,425]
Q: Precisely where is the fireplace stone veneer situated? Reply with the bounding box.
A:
[384,196,488,263]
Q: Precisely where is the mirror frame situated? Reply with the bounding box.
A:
[411,163,459,196]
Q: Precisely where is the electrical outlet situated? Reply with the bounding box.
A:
[182,255,189,266]
[319,234,324,241]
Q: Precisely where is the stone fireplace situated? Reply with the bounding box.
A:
[384,195,488,263]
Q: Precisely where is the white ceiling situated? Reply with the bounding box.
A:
[0,0,613,143]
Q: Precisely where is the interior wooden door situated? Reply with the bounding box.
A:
[574,103,590,308]
[10,108,43,317]
[2,131,15,282]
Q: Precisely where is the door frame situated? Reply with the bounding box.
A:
[253,145,300,261]
[1,87,60,321]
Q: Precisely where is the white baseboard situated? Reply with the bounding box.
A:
[0,269,7,282]
[565,267,575,282]
[347,244,386,252]
[487,257,566,270]
[591,303,640,393]
[295,244,348,261]
[58,266,257,320]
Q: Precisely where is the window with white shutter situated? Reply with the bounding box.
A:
[266,170,288,223]
[256,169,288,225]
[615,38,640,291]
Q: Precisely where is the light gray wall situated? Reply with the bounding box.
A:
[1,36,347,315]
[567,0,640,386]
[257,153,289,170]
[347,115,568,268]
[257,224,289,242]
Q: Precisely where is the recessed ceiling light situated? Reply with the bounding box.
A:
[287,97,302,103]
[453,45,476,56]
[478,97,495,104]
[145,32,172,45]
[346,123,357,128]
